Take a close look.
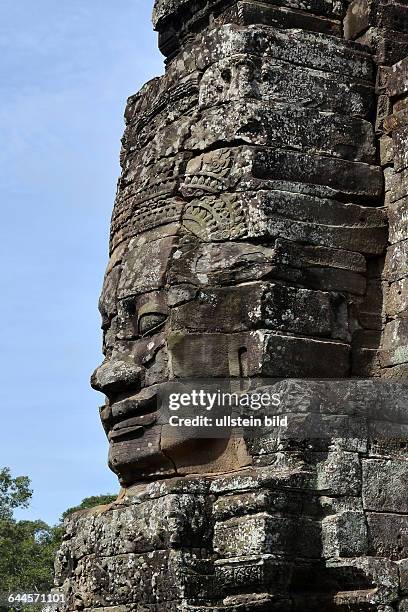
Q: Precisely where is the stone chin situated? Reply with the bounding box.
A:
[107,417,251,486]
[97,379,250,484]
[108,423,176,485]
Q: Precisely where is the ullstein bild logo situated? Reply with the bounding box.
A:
[168,413,288,428]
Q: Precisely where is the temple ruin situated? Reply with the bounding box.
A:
[55,0,408,609]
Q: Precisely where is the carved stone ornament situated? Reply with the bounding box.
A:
[55,0,408,610]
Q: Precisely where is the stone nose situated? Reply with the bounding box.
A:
[91,359,143,395]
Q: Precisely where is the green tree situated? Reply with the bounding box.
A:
[0,519,58,592]
[0,469,50,612]
[61,494,117,521]
[0,468,116,608]
[0,468,32,520]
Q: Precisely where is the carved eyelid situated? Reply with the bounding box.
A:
[138,316,167,338]
[137,305,168,337]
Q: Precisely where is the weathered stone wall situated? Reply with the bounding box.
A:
[56,1,408,610]
[381,57,408,379]
[344,0,408,378]
[56,381,408,611]
[101,4,387,393]
[89,0,396,485]
[344,0,408,66]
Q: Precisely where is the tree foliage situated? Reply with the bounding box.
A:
[0,519,58,592]
[0,468,32,521]
[0,469,55,596]
[61,494,116,521]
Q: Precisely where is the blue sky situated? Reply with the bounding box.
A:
[0,0,163,525]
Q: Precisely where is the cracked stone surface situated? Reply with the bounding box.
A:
[56,0,408,610]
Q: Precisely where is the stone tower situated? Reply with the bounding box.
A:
[55,1,408,610]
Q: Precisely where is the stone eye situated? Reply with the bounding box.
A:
[138,313,167,337]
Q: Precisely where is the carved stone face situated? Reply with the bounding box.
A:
[91,150,355,486]
[91,27,386,485]
[91,231,264,484]
[91,220,274,484]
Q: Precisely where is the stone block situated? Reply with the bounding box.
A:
[213,513,321,558]
[382,363,408,380]
[252,148,382,200]
[198,54,371,117]
[60,549,213,607]
[377,33,408,67]
[322,511,368,558]
[352,328,382,374]
[214,555,292,595]
[274,240,367,295]
[387,55,408,98]
[384,107,408,134]
[384,240,408,282]
[316,451,361,496]
[381,319,408,367]
[389,197,408,243]
[248,412,368,456]
[218,1,343,37]
[393,127,408,172]
[154,6,372,78]
[352,346,381,377]
[380,134,394,166]
[376,94,393,133]
[99,265,122,324]
[394,97,408,113]
[384,165,395,194]
[326,557,399,605]
[367,513,408,560]
[59,494,212,560]
[170,282,349,340]
[377,2,408,37]
[118,235,178,298]
[168,330,350,378]
[354,278,385,330]
[181,146,382,202]
[251,190,387,256]
[377,66,392,94]
[386,278,408,317]
[194,24,374,81]
[398,559,408,593]
[185,102,377,164]
[168,239,280,288]
[367,421,408,459]
[344,0,371,40]
[110,191,183,252]
[265,334,350,378]
[118,151,190,201]
[213,490,304,521]
[391,169,408,203]
[362,458,408,512]
[400,599,408,612]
